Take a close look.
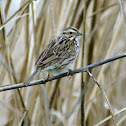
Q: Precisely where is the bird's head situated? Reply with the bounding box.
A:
[61,26,82,41]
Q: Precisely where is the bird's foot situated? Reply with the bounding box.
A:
[43,73,50,86]
[67,69,72,80]
[23,80,29,86]
[44,73,50,80]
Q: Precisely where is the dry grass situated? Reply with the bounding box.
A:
[0,0,126,125]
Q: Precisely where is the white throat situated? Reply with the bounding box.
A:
[69,36,79,41]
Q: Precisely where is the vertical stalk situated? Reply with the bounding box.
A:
[81,4,86,126]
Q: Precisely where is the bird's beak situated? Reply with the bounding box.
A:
[77,32,82,36]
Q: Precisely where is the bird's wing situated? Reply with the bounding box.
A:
[53,37,75,58]
[35,37,75,67]
[35,39,56,66]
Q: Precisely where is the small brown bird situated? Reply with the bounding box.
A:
[24,26,82,85]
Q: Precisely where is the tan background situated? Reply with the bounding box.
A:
[0,0,126,125]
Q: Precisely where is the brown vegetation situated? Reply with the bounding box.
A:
[0,0,126,125]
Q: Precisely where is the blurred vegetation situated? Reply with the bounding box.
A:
[0,0,126,126]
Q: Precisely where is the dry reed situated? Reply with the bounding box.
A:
[0,0,126,126]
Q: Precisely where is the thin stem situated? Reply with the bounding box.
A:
[0,52,126,92]
[87,70,117,126]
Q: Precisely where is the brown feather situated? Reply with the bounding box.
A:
[35,36,75,68]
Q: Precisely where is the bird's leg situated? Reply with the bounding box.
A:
[44,73,50,80]
[43,73,50,86]
[47,73,50,78]
[67,69,72,80]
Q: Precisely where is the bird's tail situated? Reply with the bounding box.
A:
[23,68,40,86]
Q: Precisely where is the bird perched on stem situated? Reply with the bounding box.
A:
[24,26,82,85]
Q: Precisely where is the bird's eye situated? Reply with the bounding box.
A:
[69,32,72,34]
